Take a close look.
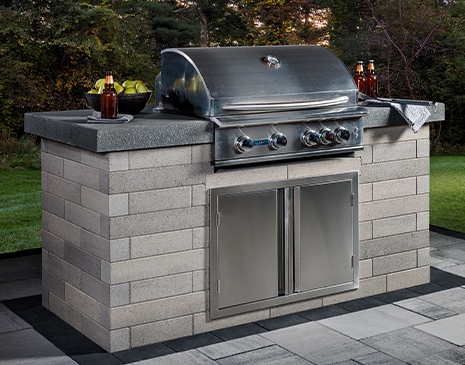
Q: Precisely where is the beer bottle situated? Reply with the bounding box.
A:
[354,61,366,95]
[366,60,378,98]
[101,71,118,119]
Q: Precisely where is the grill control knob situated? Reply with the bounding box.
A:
[302,129,320,147]
[234,135,254,154]
[335,127,351,143]
[269,133,287,150]
[320,128,335,145]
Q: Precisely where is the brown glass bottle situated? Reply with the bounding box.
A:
[101,71,118,119]
[366,60,378,98]
[354,61,366,95]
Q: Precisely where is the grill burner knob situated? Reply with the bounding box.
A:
[302,129,320,147]
[320,128,335,145]
[335,127,351,143]
[234,135,254,154]
[269,133,287,150]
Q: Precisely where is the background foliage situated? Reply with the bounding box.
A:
[1,0,464,151]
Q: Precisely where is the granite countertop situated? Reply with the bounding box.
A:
[24,103,445,153]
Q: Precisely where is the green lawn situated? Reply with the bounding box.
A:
[0,169,42,254]
[430,155,465,233]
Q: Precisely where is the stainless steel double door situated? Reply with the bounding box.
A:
[210,171,359,319]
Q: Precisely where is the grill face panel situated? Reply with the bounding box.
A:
[155,45,367,168]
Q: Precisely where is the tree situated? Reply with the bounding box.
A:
[0,0,198,135]
[366,0,456,99]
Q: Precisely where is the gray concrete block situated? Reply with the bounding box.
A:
[363,125,429,145]
[48,253,82,289]
[42,230,65,258]
[359,183,373,203]
[109,206,207,239]
[417,247,430,267]
[81,186,109,215]
[110,238,130,263]
[42,269,65,300]
[65,201,101,235]
[80,229,110,261]
[41,151,64,177]
[131,315,193,348]
[109,249,206,285]
[109,194,129,217]
[417,175,430,194]
[192,144,211,164]
[64,242,101,279]
[417,212,430,231]
[206,165,287,190]
[373,250,418,276]
[360,194,429,222]
[48,291,82,332]
[131,272,193,303]
[46,174,81,204]
[108,151,129,172]
[110,292,205,328]
[372,177,416,200]
[193,227,209,249]
[44,212,81,247]
[359,259,373,279]
[360,157,429,184]
[129,146,192,169]
[129,187,191,214]
[130,229,193,259]
[80,149,109,171]
[372,214,417,238]
[43,138,82,163]
[361,230,429,260]
[109,163,209,194]
[65,282,103,324]
[42,191,65,218]
[64,159,100,190]
[417,138,430,158]
[373,141,417,163]
[386,266,430,291]
[192,184,208,206]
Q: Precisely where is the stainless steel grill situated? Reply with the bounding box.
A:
[155,45,368,168]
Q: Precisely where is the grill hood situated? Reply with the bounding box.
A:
[155,45,359,118]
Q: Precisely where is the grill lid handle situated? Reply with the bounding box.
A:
[222,96,349,112]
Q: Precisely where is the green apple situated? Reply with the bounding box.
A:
[135,81,149,93]
[94,78,106,90]
[122,80,137,88]
[114,82,124,94]
[88,89,98,94]
[124,87,137,94]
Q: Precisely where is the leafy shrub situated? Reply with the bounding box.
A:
[0,133,41,170]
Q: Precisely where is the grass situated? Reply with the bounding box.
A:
[0,169,42,254]
[430,155,465,233]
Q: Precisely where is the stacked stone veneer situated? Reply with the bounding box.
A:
[40,123,430,352]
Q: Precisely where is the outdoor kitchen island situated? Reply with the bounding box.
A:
[25,102,444,352]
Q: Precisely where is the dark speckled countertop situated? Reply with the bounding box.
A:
[24,103,444,153]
